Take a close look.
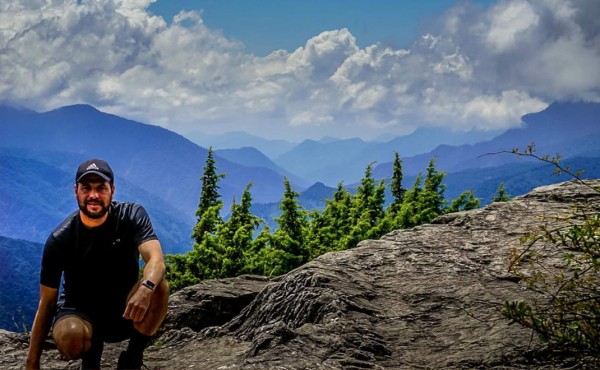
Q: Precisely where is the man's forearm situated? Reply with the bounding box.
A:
[141,257,165,286]
[26,302,56,369]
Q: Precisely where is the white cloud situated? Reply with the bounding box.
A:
[462,91,547,129]
[0,0,598,140]
[485,0,540,53]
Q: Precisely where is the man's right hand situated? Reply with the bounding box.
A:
[25,357,41,370]
[26,284,59,370]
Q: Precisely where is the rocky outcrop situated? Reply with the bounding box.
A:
[161,274,270,334]
[2,180,599,369]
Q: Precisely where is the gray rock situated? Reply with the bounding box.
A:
[2,180,599,369]
[161,274,270,333]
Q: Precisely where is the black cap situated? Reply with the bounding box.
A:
[76,159,114,184]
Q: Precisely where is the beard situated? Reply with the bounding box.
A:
[78,199,110,219]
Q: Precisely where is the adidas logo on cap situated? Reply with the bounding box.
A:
[86,163,100,171]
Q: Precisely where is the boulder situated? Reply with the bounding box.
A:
[161,274,270,333]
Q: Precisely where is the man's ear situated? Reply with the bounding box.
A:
[73,183,78,196]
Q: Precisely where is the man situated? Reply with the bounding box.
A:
[26,159,169,370]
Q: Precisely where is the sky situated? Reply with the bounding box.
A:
[1,0,599,141]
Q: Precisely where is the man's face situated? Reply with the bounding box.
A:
[75,175,114,219]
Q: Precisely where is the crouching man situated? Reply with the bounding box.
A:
[26,159,169,370]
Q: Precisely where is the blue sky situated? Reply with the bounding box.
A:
[1,0,598,140]
[148,0,497,56]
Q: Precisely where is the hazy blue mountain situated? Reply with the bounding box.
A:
[274,138,370,186]
[370,127,495,143]
[215,147,309,188]
[442,156,600,205]
[373,101,600,178]
[0,236,43,331]
[185,129,296,159]
[317,136,342,144]
[0,104,296,251]
[383,126,503,156]
[274,127,503,186]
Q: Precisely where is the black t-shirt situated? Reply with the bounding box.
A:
[41,202,158,319]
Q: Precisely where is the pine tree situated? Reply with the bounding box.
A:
[192,147,225,244]
[167,148,226,291]
[355,162,386,226]
[243,224,287,277]
[307,182,354,255]
[219,184,261,277]
[445,190,480,213]
[389,152,406,213]
[492,182,511,202]
[396,173,423,228]
[271,178,308,271]
[417,157,446,224]
[342,163,386,248]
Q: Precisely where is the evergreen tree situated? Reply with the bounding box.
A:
[445,190,481,213]
[243,224,287,277]
[190,231,223,280]
[192,147,225,244]
[305,210,327,260]
[167,148,228,291]
[271,178,308,271]
[389,152,406,213]
[165,254,198,292]
[417,158,446,224]
[492,182,511,202]
[307,182,354,256]
[342,163,386,248]
[219,184,261,277]
[395,173,423,229]
[354,162,386,227]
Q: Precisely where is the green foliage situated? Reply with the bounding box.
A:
[168,151,485,292]
[192,147,225,244]
[492,182,511,202]
[271,178,309,271]
[504,210,600,351]
[305,182,353,257]
[345,162,387,245]
[444,190,481,213]
[389,152,406,211]
[243,225,288,277]
[501,145,600,353]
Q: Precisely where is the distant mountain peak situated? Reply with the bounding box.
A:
[48,104,100,114]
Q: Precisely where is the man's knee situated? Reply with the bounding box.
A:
[52,316,92,360]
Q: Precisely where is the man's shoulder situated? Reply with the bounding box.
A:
[112,201,145,213]
[51,210,79,240]
[111,201,149,222]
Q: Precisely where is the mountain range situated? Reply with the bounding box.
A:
[2,101,599,251]
[185,130,296,159]
[274,127,503,185]
[187,126,503,186]
[373,101,600,178]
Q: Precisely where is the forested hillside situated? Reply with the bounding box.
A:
[0,236,43,331]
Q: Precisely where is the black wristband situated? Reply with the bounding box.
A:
[141,279,156,291]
